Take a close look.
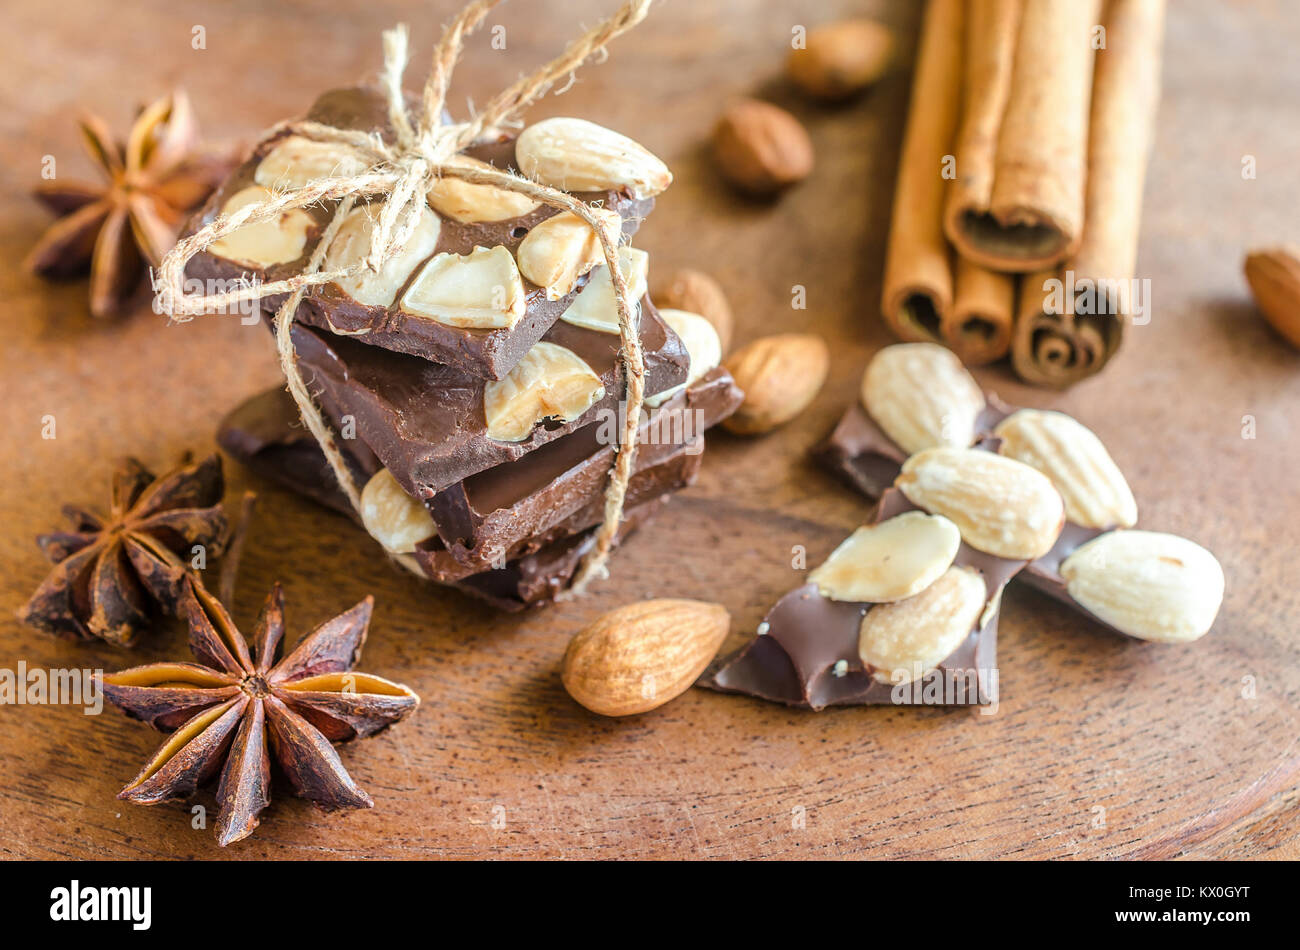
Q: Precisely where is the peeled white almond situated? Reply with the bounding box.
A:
[897,447,1065,561]
[400,245,526,329]
[209,186,314,266]
[516,117,672,199]
[254,136,369,189]
[859,566,986,684]
[560,246,649,334]
[427,155,542,223]
[484,342,605,442]
[360,469,437,554]
[324,202,441,307]
[645,309,723,408]
[516,209,621,300]
[1060,530,1225,643]
[861,343,985,454]
[995,409,1137,530]
[809,511,962,603]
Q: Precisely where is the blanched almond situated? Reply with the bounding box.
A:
[858,566,985,684]
[484,341,604,442]
[645,309,723,408]
[209,186,314,266]
[360,469,437,554]
[861,343,985,454]
[995,409,1137,529]
[1060,530,1225,643]
[323,202,441,307]
[897,447,1065,560]
[427,155,542,223]
[254,136,368,189]
[516,117,672,200]
[809,511,961,603]
[559,246,649,334]
[400,244,526,329]
[516,208,621,300]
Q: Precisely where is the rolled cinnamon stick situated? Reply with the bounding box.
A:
[1012,0,1166,387]
[880,0,963,344]
[946,258,1016,365]
[944,0,1100,273]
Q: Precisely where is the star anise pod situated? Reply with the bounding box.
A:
[18,454,228,647]
[102,580,420,846]
[24,90,237,318]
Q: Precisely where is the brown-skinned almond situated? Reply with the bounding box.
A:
[1244,246,1300,349]
[722,333,829,435]
[562,599,730,717]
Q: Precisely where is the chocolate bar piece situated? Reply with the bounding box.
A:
[216,386,377,516]
[291,294,688,497]
[217,387,668,610]
[449,498,668,612]
[419,446,700,582]
[703,490,1017,708]
[814,403,910,500]
[431,367,741,569]
[186,86,654,380]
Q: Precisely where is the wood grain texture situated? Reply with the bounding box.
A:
[1,0,1298,859]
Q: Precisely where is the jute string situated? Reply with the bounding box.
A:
[157,0,653,594]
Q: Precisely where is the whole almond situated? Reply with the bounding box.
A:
[858,565,986,684]
[787,19,895,101]
[1060,530,1225,643]
[722,333,829,435]
[712,99,814,196]
[994,409,1137,530]
[861,342,985,455]
[562,599,730,717]
[808,510,961,604]
[897,447,1065,561]
[657,269,734,353]
[1244,246,1300,349]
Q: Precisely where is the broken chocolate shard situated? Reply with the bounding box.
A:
[216,386,377,516]
[703,490,1014,709]
[185,85,655,380]
[217,387,669,610]
[417,447,702,582]
[813,402,909,500]
[291,293,688,497]
[431,367,742,570]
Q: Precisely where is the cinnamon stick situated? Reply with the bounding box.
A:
[944,0,1100,273]
[946,258,1016,365]
[938,0,1021,364]
[1012,0,1166,387]
[879,0,963,344]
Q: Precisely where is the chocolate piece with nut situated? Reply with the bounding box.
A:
[704,490,1025,709]
[184,86,668,380]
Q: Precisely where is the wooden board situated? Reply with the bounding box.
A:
[1,0,1298,859]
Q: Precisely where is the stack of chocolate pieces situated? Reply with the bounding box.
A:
[191,87,741,609]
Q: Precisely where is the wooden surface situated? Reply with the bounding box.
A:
[2,0,1298,860]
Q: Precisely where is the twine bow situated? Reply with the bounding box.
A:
[158,0,654,594]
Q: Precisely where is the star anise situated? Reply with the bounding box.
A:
[18,454,228,647]
[102,579,420,846]
[24,90,237,318]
